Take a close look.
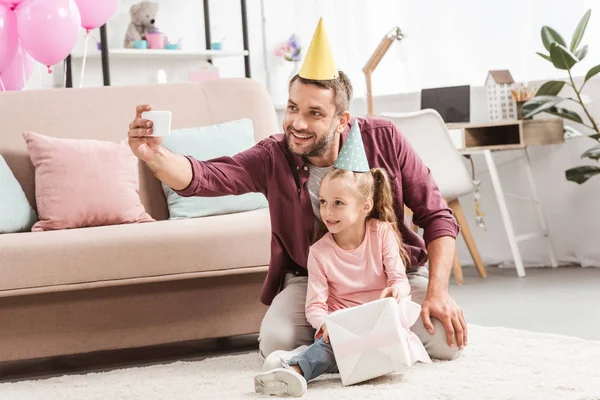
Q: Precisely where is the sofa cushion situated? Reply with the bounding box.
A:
[0,155,38,233]
[23,131,154,231]
[161,119,268,220]
[0,208,271,293]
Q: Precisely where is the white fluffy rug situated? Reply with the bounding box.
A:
[1,325,599,400]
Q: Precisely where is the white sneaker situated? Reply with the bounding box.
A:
[254,367,307,397]
[262,345,309,372]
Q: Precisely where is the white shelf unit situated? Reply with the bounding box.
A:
[71,49,249,60]
[65,0,251,87]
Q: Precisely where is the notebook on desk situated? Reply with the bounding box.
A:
[420,85,470,123]
[421,85,470,148]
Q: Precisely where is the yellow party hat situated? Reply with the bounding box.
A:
[299,18,339,80]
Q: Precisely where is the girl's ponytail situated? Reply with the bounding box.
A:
[370,168,409,266]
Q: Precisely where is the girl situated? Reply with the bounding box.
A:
[254,166,411,397]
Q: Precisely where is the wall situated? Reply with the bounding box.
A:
[24,0,599,98]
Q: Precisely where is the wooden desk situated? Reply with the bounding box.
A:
[446,119,562,277]
[447,118,564,151]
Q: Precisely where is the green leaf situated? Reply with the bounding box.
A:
[522,95,564,118]
[575,44,588,61]
[584,64,600,83]
[542,26,567,51]
[523,95,564,107]
[537,52,552,62]
[590,133,600,141]
[544,107,584,124]
[565,165,600,184]
[570,9,591,52]
[535,81,565,96]
[581,145,600,160]
[549,42,579,70]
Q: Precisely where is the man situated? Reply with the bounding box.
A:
[127,19,467,363]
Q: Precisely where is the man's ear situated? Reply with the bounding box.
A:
[336,111,351,133]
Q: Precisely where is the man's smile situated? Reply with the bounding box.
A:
[291,130,314,140]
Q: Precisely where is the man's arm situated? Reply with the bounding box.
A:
[128,105,269,197]
[174,147,269,198]
[423,236,467,349]
[426,236,454,295]
[146,148,194,191]
[390,120,458,264]
[390,121,467,349]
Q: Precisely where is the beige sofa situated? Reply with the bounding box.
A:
[0,79,278,363]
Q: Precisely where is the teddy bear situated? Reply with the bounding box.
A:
[123,1,159,48]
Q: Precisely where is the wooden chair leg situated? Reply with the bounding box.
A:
[452,249,464,284]
[404,205,419,233]
[448,199,487,278]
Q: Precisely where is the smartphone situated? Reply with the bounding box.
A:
[141,110,172,136]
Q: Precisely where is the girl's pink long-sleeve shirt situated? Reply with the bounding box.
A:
[305,219,411,331]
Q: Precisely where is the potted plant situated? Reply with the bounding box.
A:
[522,9,600,184]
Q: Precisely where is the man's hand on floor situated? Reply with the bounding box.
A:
[421,291,468,350]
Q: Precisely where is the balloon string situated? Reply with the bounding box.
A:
[21,51,26,88]
[0,77,5,92]
[37,62,42,90]
[80,34,88,88]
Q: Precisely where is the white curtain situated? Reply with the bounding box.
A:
[262,0,600,100]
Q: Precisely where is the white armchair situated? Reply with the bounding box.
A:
[381,109,487,284]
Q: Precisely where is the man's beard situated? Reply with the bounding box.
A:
[285,126,336,158]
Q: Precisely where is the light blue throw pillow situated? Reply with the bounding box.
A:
[0,155,38,233]
[161,119,268,220]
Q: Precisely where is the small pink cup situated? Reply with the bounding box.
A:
[146,33,167,49]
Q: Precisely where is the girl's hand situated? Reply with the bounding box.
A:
[320,324,330,344]
[380,286,401,301]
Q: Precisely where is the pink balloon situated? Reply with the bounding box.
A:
[0,44,33,91]
[73,0,119,31]
[0,0,24,7]
[0,3,18,74]
[16,0,81,68]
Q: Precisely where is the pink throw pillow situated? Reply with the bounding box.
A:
[24,131,154,232]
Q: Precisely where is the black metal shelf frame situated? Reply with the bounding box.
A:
[65,0,250,87]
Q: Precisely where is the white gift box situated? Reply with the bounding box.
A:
[325,297,431,386]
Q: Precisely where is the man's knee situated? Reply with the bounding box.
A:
[407,273,463,360]
[258,314,315,358]
[423,318,462,361]
[258,322,298,358]
[258,275,314,358]
[412,316,462,361]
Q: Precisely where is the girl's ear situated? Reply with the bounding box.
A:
[362,197,374,214]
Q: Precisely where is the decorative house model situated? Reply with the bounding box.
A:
[485,70,516,121]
